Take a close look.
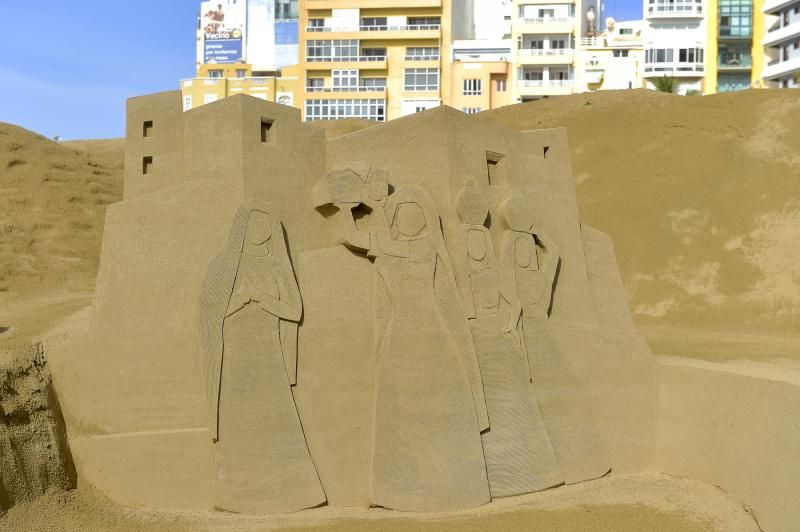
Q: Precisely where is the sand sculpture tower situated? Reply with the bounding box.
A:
[50,92,657,513]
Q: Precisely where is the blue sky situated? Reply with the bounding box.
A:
[1,1,642,140]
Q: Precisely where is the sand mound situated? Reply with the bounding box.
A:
[478,89,800,346]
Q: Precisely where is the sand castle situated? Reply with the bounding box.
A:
[48,91,657,514]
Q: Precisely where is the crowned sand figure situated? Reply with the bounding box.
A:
[500,194,609,484]
[198,200,325,514]
[452,182,563,498]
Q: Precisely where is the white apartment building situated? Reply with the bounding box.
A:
[474,0,514,39]
[580,20,645,91]
[642,0,707,94]
[511,0,586,101]
[762,0,800,87]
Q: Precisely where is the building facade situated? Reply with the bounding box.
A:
[449,40,514,113]
[183,0,301,111]
[705,0,768,92]
[762,0,800,87]
[579,20,645,91]
[297,0,475,122]
[642,0,707,94]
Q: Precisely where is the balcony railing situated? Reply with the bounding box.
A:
[305,86,387,93]
[307,56,387,63]
[646,4,703,16]
[405,55,440,61]
[643,62,705,75]
[718,57,753,68]
[185,77,271,86]
[518,79,574,87]
[518,48,574,57]
[306,24,440,32]
[519,17,574,24]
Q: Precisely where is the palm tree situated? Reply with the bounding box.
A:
[652,75,676,93]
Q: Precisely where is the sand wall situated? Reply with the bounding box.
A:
[656,357,800,532]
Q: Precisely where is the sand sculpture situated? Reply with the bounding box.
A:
[48,92,657,515]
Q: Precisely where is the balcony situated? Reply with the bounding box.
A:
[305,0,440,8]
[718,56,753,70]
[763,19,800,47]
[305,56,388,69]
[517,79,574,95]
[182,77,272,95]
[306,87,386,99]
[517,48,575,64]
[517,17,576,34]
[643,62,704,77]
[646,3,704,18]
[762,55,800,80]
[304,24,441,40]
[763,0,800,15]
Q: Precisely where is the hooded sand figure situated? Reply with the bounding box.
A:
[198,199,325,514]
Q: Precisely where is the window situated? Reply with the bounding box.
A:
[362,48,387,60]
[306,40,358,61]
[360,78,387,90]
[463,107,481,114]
[406,47,440,60]
[142,120,153,137]
[496,78,507,92]
[538,8,555,17]
[333,70,358,91]
[306,78,324,92]
[204,94,218,105]
[486,152,505,185]
[275,0,297,20]
[183,96,192,112]
[613,50,630,57]
[415,106,428,113]
[236,69,247,78]
[719,0,753,37]
[308,18,324,29]
[551,39,567,50]
[620,28,634,35]
[463,79,482,96]
[208,70,223,78]
[261,119,274,144]
[407,16,441,28]
[142,156,153,175]
[305,99,386,122]
[361,17,387,30]
[404,68,439,91]
[523,70,544,81]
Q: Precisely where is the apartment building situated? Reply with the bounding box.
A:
[298,0,474,122]
[511,0,583,101]
[642,0,707,94]
[705,0,767,92]
[762,0,800,87]
[449,40,513,114]
[579,20,645,91]
[182,0,301,111]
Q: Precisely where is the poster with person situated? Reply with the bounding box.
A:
[202,0,246,64]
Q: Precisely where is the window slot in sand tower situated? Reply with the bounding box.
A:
[261,118,275,144]
[543,146,550,158]
[486,151,506,186]
[142,156,153,175]
[143,120,153,137]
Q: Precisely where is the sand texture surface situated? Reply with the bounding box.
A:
[0,473,758,531]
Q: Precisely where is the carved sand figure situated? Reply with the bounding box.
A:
[501,194,609,484]
[198,200,326,514]
[453,182,563,497]
[359,185,491,512]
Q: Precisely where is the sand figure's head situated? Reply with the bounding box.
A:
[384,186,442,246]
[501,194,535,234]
[456,180,489,227]
[245,210,273,247]
[392,202,428,239]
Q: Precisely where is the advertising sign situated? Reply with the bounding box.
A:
[275,19,299,68]
[202,0,246,64]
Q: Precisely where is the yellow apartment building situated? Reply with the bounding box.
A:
[704,0,768,93]
[181,63,302,111]
[298,0,475,121]
[448,40,513,114]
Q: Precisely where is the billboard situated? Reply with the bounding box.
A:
[202,0,246,64]
[275,20,299,69]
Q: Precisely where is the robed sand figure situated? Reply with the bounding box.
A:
[501,194,609,484]
[314,168,491,512]
[452,182,563,497]
[198,200,326,514]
